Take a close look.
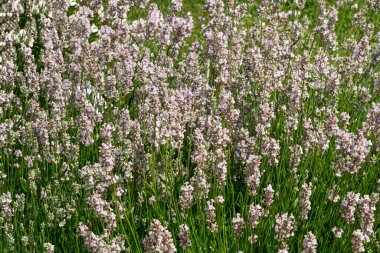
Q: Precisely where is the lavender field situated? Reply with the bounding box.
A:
[1,0,380,252]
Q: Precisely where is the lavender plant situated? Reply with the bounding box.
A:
[0,0,380,252]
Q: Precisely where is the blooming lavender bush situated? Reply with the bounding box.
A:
[1,0,380,252]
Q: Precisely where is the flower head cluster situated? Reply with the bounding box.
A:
[178,224,191,249]
[301,232,317,253]
[143,219,176,253]
[300,182,312,220]
[232,213,245,238]
[275,213,296,251]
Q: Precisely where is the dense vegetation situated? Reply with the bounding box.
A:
[1,0,380,252]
